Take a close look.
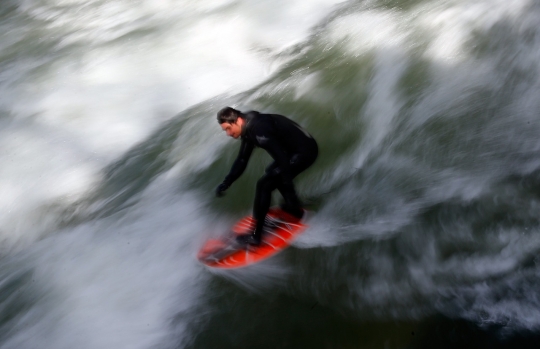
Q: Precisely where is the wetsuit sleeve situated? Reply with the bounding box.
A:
[223,139,254,187]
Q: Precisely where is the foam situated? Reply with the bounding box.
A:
[0,1,347,348]
[0,192,209,349]
[2,0,343,249]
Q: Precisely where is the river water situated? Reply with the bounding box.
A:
[2,0,540,348]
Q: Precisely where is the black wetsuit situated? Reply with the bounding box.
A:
[222,111,318,236]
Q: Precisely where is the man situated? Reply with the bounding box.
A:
[216,107,318,246]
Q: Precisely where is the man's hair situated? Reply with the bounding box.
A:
[217,107,243,124]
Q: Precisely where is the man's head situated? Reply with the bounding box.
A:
[217,107,244,139]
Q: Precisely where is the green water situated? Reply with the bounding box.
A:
[3,0,540,348]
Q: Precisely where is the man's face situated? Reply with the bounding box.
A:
[220,118,243,139]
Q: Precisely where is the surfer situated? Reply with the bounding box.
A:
[216,107,318,246]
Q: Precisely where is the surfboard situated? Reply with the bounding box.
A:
[197,207,307,269]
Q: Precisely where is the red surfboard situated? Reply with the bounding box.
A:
[197,207,307,269]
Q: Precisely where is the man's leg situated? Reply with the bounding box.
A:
[238,146,317,245]
[277,151,318,219]
[276,182,303,219]
[252,165,281,236]
[236,163,281,245]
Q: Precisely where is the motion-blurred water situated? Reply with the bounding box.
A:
[2,0,540,348]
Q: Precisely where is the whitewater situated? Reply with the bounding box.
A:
[2,0,540,348]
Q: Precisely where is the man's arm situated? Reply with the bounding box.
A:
[222,138,254,187]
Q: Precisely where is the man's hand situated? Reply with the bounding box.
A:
[215,183,229,197]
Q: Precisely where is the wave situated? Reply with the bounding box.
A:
[2,0,540,348]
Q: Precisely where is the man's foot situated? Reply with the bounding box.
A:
[235,232,262,246]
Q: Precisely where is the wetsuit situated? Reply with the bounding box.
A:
[221,111,318,239]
